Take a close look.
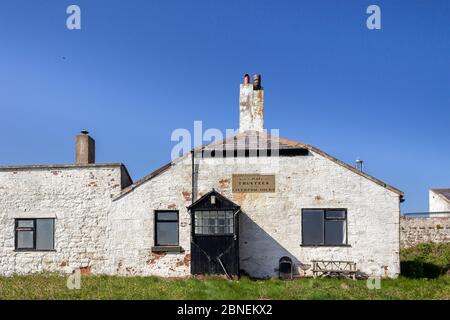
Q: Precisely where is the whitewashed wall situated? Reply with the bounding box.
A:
[429,190,450,214]
[108,150,401,279]
[107,159,192,277]
[0,166,123,276]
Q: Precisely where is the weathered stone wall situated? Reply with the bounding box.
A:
[239,84,264,132]
[109,150,401,278]
[400,217,450,248]
[107,159,192,277]
[0,165,123,276]
[0,152,402,278]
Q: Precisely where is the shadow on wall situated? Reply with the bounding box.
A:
[239,212,309,278]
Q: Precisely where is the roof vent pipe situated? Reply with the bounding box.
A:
[356,158,364,172]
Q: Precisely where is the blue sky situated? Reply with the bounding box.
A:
[0,1,449,212]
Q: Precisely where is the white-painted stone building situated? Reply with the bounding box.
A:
[0,75,404,278]
[429,189,450,217]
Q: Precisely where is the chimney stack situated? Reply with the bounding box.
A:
[75,130,95,164]
[239,73,264,132]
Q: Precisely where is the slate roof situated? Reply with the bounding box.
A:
[187,189,240,210]
[201,130,305,151]
[431,189,450,203]
[114,131,404,200]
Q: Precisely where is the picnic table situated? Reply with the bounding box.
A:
[311,260,357,280]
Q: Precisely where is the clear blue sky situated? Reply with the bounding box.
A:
[0,1,449,212]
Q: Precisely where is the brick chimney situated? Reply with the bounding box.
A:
[239,73,264,132]
[75,130,95,164]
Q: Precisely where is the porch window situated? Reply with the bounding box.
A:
[301,209,347,246]
[15,218,55,251]
[155,211,179,246]
[194,210,234,235]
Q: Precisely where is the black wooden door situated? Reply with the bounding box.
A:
[188,190,240,278]
[191,235,239,276]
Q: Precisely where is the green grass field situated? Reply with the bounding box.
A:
[0,243,448,300]
[0,274,449,300]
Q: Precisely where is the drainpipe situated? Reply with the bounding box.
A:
[191,149,196,204]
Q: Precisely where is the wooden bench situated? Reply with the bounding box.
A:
[311,260,357,280]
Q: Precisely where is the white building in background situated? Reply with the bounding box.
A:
[429,189,450,217]
[0,74,404,278]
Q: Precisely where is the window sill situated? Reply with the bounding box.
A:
[151,246,183,253]
[14,249,56,252]
[300,244,351,247]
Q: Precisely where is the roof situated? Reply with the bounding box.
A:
[0,163,133,186]
[0,163,125,170]
[113,131,404,200]
[115,162,172,200]
[187,189,240,210]
[202,130,305,151]
[431,188,450,203]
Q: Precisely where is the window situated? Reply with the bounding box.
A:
[194,210,234,235]
[302,209,347,246]
[15,218,55,251]
[155,211,179,246]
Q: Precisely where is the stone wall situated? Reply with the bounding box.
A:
[0,165,124,276]
[400,217,450,248]
[107,159,192,277]
[0,151,403,278]
[108,149,401,278]
[239,83,264,132]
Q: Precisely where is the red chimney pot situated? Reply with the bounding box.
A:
[243,74,250,85]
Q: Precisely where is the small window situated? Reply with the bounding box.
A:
[155,211,179,246]
[302,210,324,245]
[194,210,234,235]
[15,218,55,251]
[302,209,347,246]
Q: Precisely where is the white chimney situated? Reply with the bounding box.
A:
[239,74,264,132]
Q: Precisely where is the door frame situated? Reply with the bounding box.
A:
[187,189,240,278]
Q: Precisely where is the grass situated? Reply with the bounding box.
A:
[0,243,448,300]
[0,274,449,300]
[400,242,450,278]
